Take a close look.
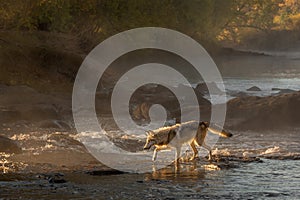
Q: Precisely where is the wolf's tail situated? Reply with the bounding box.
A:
[208,127,233,138]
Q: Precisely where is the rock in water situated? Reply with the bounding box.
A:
[271,88,296,94]
[0,135,22,154]
[227,91,300,130]
[246,86,262,91]
[195,82,224,95]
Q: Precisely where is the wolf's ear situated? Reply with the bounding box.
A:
[145,130,153,136]
[199,121,208,129]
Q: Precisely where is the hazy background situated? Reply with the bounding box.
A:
[1,0,300,92]
[0,1,300,199]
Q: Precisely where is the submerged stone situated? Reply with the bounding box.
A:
[0,135,22,154]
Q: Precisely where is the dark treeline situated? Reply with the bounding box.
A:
[1,0,300,48]
[1,0,300,91]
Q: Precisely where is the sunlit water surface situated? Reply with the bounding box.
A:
[0,130,299,199]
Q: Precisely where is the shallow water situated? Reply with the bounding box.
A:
[0,159,299,199]
[0,129,299,199]
[223,77,300,93]
[194,77,300,104]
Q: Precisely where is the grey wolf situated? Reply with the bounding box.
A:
[143,121,232,161]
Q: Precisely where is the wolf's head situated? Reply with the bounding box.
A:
[143,131,156,150]
[199,121,209,130]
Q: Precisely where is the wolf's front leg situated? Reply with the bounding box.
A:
[152,146,170,161]
[152,148,158,161]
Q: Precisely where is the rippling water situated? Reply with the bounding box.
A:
[223,77,300,94]
[0,129,299,199]
[192,77,300,104]
[0,76,299,199]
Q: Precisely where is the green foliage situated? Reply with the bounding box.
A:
[174,0,234,41]
[274,0,300,29]
[0,0,73,31]
[100,0,177,31]
[31,0,72,31]
[218,0,286,42]
[0,0,299,44]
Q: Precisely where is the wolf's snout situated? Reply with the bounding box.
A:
[143,142,152,150]
[143,146,150,150]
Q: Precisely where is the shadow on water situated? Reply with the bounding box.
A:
[0,129,299,199]
[0,154,299,199]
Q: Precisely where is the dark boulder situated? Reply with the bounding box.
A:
[272,88,296,94]
[246,86,262,91]
[129,83,211,123]
[195,82,224,95]
[0,135,22,154]
[227,91,300,130]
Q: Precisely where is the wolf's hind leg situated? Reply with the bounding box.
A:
[189,141,199,161]
[175,147,181,163]
[202,142,212,161]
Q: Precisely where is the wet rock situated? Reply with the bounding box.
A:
[0,85,71,132]
[38,120,71,130]
[19,105,60,121]
[47,173,67,184]
[235,91,249,97]
[0,105,60,125]
[129,83,211,123]
[0,135,22,154]
[87,169,127,176]
[195,82,224,95]
[228,91,249,97]
[37,173,67,184]
[246,86,262,91]
[47,133,84,147]
[272,88,296,94]
[131,102,151,121]
[227,91,300,130]
[164,198,176,200]
[111,136,145,152]
[48,177,67,184]
[261,155,300,160]
[0,109,21,123]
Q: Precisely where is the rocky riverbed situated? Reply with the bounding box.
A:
[0,81,299,199]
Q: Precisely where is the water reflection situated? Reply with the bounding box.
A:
[0,153,11,173]
[145,160,219,182]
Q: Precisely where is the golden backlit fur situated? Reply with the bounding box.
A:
[144,121,232,162]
